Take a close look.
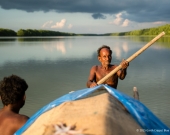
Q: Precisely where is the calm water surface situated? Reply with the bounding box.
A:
[0,36,170,127]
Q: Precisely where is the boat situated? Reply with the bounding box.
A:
[14,84,169,135]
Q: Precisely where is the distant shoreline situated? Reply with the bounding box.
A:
[0,24,170,36]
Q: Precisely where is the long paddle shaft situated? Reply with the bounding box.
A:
[97,31,165,85]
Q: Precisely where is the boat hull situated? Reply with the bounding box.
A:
[15,85,170,135]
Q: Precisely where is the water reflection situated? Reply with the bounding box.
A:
[17,37,66,42]
[112,45,121,59]
[122,42,129,53]
[110,42,129,59]
[43,41,66,54]
[56,44,66,54]
[124,36,170,48]
[0,37,17,42]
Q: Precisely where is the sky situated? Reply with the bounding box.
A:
[0,0,170,34]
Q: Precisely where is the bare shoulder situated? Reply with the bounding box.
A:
[8,113,29,128]
[11,114,29,132]
[90,65,98,71]
[15,114,29,123]
[0,111,29,122]
[0,113,29,134]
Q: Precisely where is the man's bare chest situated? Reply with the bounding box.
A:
[95,67,118,81]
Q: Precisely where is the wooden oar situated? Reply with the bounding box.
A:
[97,31,165,85]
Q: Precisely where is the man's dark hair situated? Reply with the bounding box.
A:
[97,45,112,56]
[0,75,28,106]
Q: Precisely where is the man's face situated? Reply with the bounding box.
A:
[98,48,112,66]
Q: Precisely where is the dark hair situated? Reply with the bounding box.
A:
[97,45,112,56]
[0,75,28,106]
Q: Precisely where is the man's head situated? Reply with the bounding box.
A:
[0,75,28,106]
[97,45,112,66]
[97,45,112,57]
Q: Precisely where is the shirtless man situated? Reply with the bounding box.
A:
[0,75,29,135]
[87,45,129,89]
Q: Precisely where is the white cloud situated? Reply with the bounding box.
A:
[42,21,53,28]
[68,24,73,29]
[42,19,73,29]
[109,13,123,25]
[114,13,123,25]
[109,12,130,27]
[51,19,66,29]
[122,19,130,27]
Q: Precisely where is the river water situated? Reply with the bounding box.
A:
[0,36,170,127]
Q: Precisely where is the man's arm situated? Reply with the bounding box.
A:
[117,59,129,80]
[117,68,127,80]
[86,66,98,88]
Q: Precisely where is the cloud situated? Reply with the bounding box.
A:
[111,13,123,25]
[51,19,66,29]
[122,19,130,27]
[1,0,170,23]
[109,13,130,27]
[92,13,106,19]
[42,19,72,29]
[42,21,53,28]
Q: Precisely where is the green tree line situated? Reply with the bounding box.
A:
[105,24,170,36]
[0,24,170,36]
[0,28,17,36]
[17,29,76,36]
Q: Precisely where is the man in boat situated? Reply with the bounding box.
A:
[0,75,29,135]
[87,45,129,89]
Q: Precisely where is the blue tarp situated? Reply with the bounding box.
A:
[15,85,170,135]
